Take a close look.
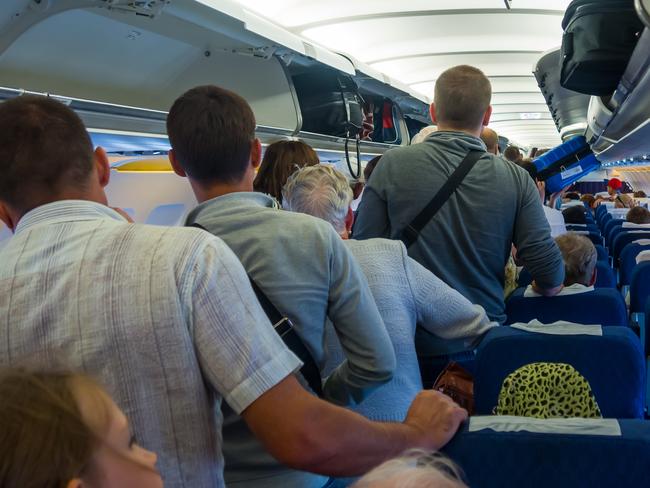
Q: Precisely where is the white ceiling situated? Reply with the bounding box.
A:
[231,0,574,148]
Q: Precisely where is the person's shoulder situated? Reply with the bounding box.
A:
[128,222,231,257]
[346,237,407,261]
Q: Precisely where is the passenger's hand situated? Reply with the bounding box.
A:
[531,281,563,297]
[402,390,467,450]
[111,207,134,223]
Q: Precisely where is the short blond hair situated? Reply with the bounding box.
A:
[555,234,597,286]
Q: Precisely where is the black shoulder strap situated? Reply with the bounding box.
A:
[401,150,483,248]
[188,222,324,396]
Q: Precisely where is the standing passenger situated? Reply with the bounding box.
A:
[0,95,467,488]
[166,85,431,488]
[283,164,496,422]
[253,139,320,203]
[354,65,564,323]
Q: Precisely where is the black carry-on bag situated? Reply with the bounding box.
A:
[560,0,644,96]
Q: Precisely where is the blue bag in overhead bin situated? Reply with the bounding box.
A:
[533,136,601,193]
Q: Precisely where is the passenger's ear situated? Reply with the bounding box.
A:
[0,202,17,232]
[251,139,262,170]
[168,149,186,178]
[94,147,111,188]
[345,206,354,233]
[482,105,493,127]
[589,268,597,287]
[429,103,438,125]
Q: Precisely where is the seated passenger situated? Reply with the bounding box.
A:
[519,159,567,237]
[595,178,635,208]
[282,164,495,420]
[626,206,650,225]
[562,205,588,225]
[634,190,647,198]
[525,234,596,297]
[166,85,468,487]
[352,450,467,488]
[410,125,437,144]
[0,369,162,488]
[253,140,320,203]
[580,194,596,209]
[480,127,499,155]
[0,94,466,488]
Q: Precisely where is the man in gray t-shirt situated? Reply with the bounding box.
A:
[355,65,564,323]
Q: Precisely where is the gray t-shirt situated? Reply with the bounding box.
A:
[186,192,395,487]
[354,131,564,323]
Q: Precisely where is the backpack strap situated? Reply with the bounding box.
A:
[188,222,324,396]
[401,150,484,248]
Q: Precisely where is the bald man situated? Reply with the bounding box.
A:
[480,128,499,155]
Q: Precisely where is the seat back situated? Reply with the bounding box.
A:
[613,231,650,263]
[442,418,650,488]
[594,244,608,262]
[619,243,650,286]
[630,261,650,313]
[505,288,628,327]
[474,327,645,418]
[605,219,625,247]
[595,261,616,288]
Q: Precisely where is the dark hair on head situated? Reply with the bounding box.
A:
[634,190,647,198]
[565,192,581,201]
[581,194,596,208]
[0,369,110,487]
[253,140,320,203]
[167,85,256,183]
[434,65,492,130]
[562,205,587,224]
[0,95,94,213]
[627,206,650,225]
[364,155,382,182]
[517,159,538,182]
[504,146,522,163]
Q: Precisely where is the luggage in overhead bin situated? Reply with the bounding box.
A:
[292,70,364,138]
[560,0,644,96]
[533,136,601,193]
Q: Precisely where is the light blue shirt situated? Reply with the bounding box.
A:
[0,200,301,488]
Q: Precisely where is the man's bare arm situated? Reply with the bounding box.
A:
[242,375,467,477]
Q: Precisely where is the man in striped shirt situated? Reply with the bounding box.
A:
[0,95,466,487]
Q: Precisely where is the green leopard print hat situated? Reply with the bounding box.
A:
[494,362,602,419]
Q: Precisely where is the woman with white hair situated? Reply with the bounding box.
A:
[282,164,496,424]
[353,450,467,488]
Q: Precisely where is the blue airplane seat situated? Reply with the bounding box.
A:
[442,417,650,488]
[613,231,650,263]
[474,326,644,418]
[619,243,650,286]
[603,218,623,242]
[594,244,608,262]
[518,261,613,289]
[565,223,599,233]
[594,261,616,288]
[505,288,628,327]
[630,262,650,315]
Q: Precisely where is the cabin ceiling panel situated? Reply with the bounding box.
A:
[234,0,572,28]
[232,0,570,146]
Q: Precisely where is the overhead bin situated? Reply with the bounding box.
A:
[586,0,650,163]
[534,49,591,143]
